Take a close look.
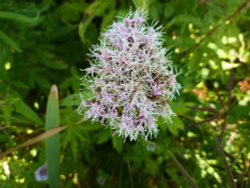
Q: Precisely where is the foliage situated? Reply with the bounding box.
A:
[0,0,249,187]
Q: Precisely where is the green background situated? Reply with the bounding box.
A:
[0,0,249,187]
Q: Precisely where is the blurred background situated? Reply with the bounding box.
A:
[0,0,249,187]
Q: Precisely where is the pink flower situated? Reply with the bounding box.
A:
[78,11,181,141]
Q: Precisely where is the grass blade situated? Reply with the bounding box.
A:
[168,151,199,188]
[45,85,60,188]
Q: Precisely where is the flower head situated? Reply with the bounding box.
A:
[34,163,48,182]
[78,11,181,141]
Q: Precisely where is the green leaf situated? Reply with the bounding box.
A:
[112,135,123,154]
[167,116,184,136]
[96,130,110,144]
[60,93,81,107]
[173,116,184,130]
[0,31,22,52]
[0,133,9,143]
[0,11,42,26]
[100,10,116,31]
[132,0,150,11]
[39,0,54,13]
[45,85,60,188]
[171,102,190,115]
[78,0,113,44]
[164,3,174,18]
[33,74,51,89]
[12,81,30,89]
[167,14,203,28]
[2,103,13,126]
[42,51,69,70]
[167,122,178,136]
[0,43,8,65]
[14,99,43,125]
[79,121,103,132]
[80,88,96,101]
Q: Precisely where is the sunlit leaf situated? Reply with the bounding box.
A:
[132,0,149,11]
[14,99,43,125]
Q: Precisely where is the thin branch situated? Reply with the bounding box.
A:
[187,117,218,128]
[188,69,235,130]
[227,69,235,108]
[187,106,218,113]
[219,68,235,140]
[183,0,250,56]
[0,126,66,159]
[168,151,199,188]
[215,138,237,188]
[215,89,225,107]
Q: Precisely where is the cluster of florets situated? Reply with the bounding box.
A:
[78,11,181,141]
